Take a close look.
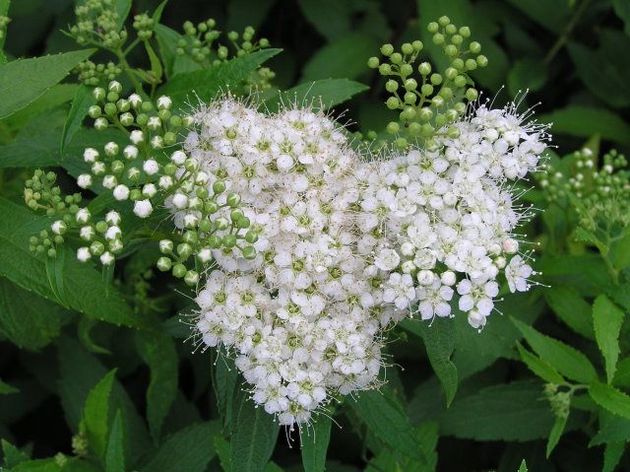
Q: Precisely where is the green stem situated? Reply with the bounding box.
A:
[544,0,591,65]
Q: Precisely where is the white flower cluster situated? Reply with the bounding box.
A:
[357,104,547,329]
[184,98,547,426]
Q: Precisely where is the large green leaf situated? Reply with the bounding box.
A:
[230,394,280,472]
[140,422,221,472]
[589,382,630,420]
[592,295,625,384]
[159,49,281,107]
[83,369,117,459]
[350,388,429,464]
[439,381,554,441]
[401,317,458,405]
[105,410,125,472]
[0,49,94,119]
[265,78,368,112]
[568,30,630,108]
[516,342,565,385]
[60,85,95,155]
[301,415,332,472]
[135,330,178,441]
[0,277,65,350]
[539,106,630,147]
[512,318,598,384]
[0,197,143,328]
[544,285,594,339]
[302,32,380,81]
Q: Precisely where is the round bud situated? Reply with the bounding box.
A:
[465,88,478,101]
[386,96,400,110]
[213,180,226,194]
[172,263,186,278]
[386,121,400,134]
[378,63,392,75]
[222,234,237,248]
[184,270,199,286]
[401,43,414,55]
[427,21,439,33]
[432,33,445,45]
[380,43,394,56]
[385,80,398,92]
[242,246,257,260]
[476,55,488,67]
[245,230,258,243]
[418,62,432,75]
[390,52,402,64]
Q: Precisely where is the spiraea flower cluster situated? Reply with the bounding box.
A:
[357,104,547,329]
[187,100,384,425]
[184,97,547,425]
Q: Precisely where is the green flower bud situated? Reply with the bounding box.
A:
[390,52,402,64]
[378,63,392,75]
[386,121,400,134]
[184,270,199,286]
[208,235,222,248]
[245,230,259,243]
[432,33,445,45]
[386,96,400,110]
[385,80,398,92]
[227,193,241,207]
[444,44,458,57]
[90,241,105,256]
[95,221,108,233]
[427,22,439,33]
[476,55,488,67]
[420,83,434,96]
[223,234,237,248]
[242,246,257,260]
[199,219,213,232]
[418,62,431,75]
[469,41,482,54]
[438,15,450,26]
[88,105,102,118]
[215,217,229,230]
[367,56,380,68]
[380,43,394,56]
[213,180,226,194]
[172,263,186,278]
[399,63,413,77]
[404,78,418,91]
[204,201,219,214]
[465,88,479,101]
[177,243,193,259]
[401,42,414,55]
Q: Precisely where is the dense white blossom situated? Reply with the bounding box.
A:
[183,98,547,426]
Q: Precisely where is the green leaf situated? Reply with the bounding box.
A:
[516,342,565,385]
[265,78,368,112]
[214,355,238,429]
[0,277,64,350]
[589,381,630,420]
[539,106,630,147]
[0,108,65,168]
[0,197,143,328]
[302,33,380,81]
[2,439,30,468]
[0,378,18,394]
[230,393,280,472]
[439,381,554,441]
[57,337,152,467]
[83,369,117,459]
[538,254,612,297]
[603,442,625,472]
[298,0,352,41]
[517,459,528,472]
[568,31,630,108]
[135,330,178,441]
[511,317,598,384]
[300,415,332,472]
[45,244,69,308]
[139,422,221,472]
[614,357,630,390]
[159,48,281,107]
[546,413,568,458]
[350,388,428,463]
[105,410,125,472]
[144,41,163,85]
[5,83,77,131]
[592,295,625,384]
[114,0,131,29]
[60,85,95,155]
[401,317,458,405]
[0,49,95,119]
[505,0,570,32]
[507,58,546,97]
[0,0,9,62]
[544,285,594,339]
[613,0,630,35]
[591,410,630,446]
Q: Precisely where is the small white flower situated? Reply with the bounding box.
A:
[83,148,99,163]
[77,247,91,262]
[143,159,159,175]
[123,145,139,160]
[374,248,400,271]
[80,226,94,241]
[171,150,187,165]
[148,116,161,130]
[105,226,121,241]
[159,175,174,189]
[133,199,153,218]
[76,208,91,224]
[157,96,172,110]
[142,183,157,198]
[100,251,115,265]
[51,220,66,235]
[128,93,142,108]
[105,211,121,225]
[130,130,144,144]
[172,193,188,209]
[77,174,92,188]
[104,142,119,156]
[102,175,117,189]
[113,184,129,201]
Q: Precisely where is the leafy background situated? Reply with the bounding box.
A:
[1,0,630,471]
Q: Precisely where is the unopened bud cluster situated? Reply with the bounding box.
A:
[74,60,122,86]
[368,16,487,148]
[175,21,275,92]
[539,148,630,233]
[70,0,126,49]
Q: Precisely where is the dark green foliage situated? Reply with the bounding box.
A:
[1,1,630,471]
